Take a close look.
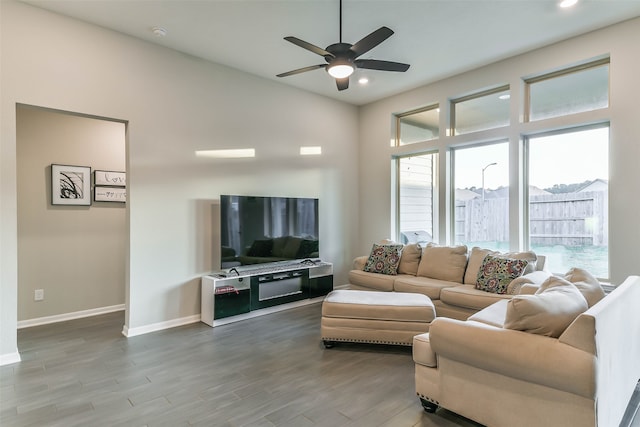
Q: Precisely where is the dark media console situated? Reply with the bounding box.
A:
[201,260,333,326]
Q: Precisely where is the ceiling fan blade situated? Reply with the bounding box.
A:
[350,26,394,58]
[283,36,333,58]
[277,64,326,78]
[355,59,410,72]
[336,77,349,91]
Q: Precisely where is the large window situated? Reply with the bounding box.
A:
[391,57,611,279]
[397,154,436,244]
[527,126,609,277]
[453,143,509,250]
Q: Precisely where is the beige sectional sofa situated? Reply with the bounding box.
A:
[413,273,640,427]
[349,243,550,319]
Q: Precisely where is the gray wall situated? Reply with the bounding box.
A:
[1,0,359,362]
[16,106,126,321]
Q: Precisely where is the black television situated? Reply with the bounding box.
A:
[220,195,319,268]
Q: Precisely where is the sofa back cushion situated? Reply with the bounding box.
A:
[563,267,605,308]
[417,244,468,282]
[397,243,422,276]
[464,247,497,285]
[504,276,588,338]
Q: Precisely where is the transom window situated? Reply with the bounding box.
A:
[396,106,439,146]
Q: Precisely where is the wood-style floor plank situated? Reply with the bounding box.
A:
[1,303,639,427]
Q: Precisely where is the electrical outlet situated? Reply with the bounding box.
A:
[34,289,44,301]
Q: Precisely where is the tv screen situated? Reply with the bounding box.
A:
[220,195,319,268]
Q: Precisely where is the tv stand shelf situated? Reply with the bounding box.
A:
[201,260,332,327]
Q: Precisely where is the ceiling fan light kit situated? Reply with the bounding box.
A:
[277,0,410,91]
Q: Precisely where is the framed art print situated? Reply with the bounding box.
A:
[51,164,92,206]
[94,186,126,203]
[94,170,126,187]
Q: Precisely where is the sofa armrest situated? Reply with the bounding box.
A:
[429,317,596,398]
[353,256,368,270]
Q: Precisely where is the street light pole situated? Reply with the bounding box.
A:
[482,162,497,202]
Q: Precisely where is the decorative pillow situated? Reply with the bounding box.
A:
[499,251,537,274]
[363,244,404,275]
[505,276,588,337]
[397,243,422,276]
[563,267,605,308]
[475,255,529,294]
[247,239,273,257]
[416,244,468,282]
[464,247,497,285]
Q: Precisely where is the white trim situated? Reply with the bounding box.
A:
[212,296,324,327]
[17,304,125,329]
[0,350,22,366]
[122,314,201,337]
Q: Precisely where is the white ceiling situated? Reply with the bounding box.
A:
[20,0,640,106]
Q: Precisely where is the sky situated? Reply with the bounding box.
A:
[454,127,609,190]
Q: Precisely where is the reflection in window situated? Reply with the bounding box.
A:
[453,142,509,250]
[397,154,436,244]
[527,126,609,278]
[397,106,439,146]
[452,87,510,135]
[526,60,609,122]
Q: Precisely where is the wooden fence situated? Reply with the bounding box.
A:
[455,190,608,246]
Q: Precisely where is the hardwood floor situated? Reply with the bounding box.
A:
[1,303,639,427]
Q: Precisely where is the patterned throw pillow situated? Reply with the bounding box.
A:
[476,255,529,294]
[363,244,404,275]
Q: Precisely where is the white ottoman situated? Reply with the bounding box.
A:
[321,289,435,347]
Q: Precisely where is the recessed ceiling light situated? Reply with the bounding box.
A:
[152,26,167,37]
[559,0,578,8]
[358,77,369,85]
[499,94,510,100]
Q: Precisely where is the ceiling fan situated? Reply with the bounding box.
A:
[276,0,410,91]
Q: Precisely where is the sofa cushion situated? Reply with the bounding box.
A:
[393,276,459,300]
[417,244,468,282]
[563,267,605,308]
[440,285,512,311]
[348,269,397,292]
[363,243,404,275]
[504,276,588,338]
[475,255,529,294]
[398,243,422,276]
[467,300,509,328]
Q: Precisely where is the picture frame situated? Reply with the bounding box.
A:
[94,186,126,203]
[94,170,126,187]
[51,164,92,206]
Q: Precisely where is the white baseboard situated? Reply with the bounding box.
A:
[17,304,125,329]
[0,350,22,366]
[122,314,201,337]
